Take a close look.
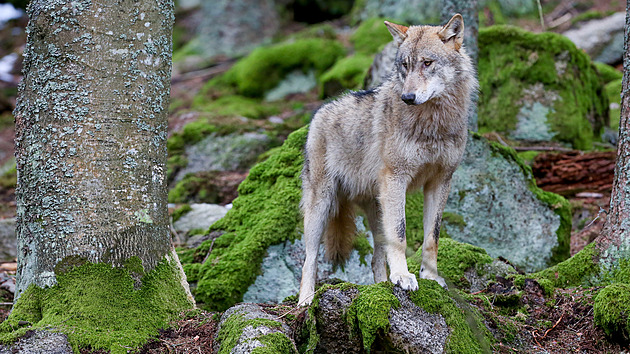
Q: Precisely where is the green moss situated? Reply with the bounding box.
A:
[0,164,16,189]
[405,191,458,252]
[595,62,623,84]
[171,204,192,223]
[516,150,541,164]
[0,256,193,353]
[571,10,611,25]
[352,234,374,266]
[345,282,399,350]
[478,25,609,150]
[216,312,286,354]
[319,54,374,98]
[410,280,491,353]
[408,238,493,289]
[605,78,622,131]
[350,18,394,55]
[187,126,308,311]
[288,23,338,41]
[192,95,280,119]
[527,242,599,288]
[168,172,223,204]
[254,332,297,353]
[594,283,630,340]
[217,38,345,97]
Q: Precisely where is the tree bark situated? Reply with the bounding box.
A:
[441,0,479,131]
[13,0,188,297]
[595,0,630,262]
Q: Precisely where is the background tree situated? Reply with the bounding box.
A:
[1,0,194,351]
[442,0,479,131]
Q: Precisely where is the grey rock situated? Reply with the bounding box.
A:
[564,12,626,65]
[313,286,449,353]
[264,70,317,102]
[214,303,296,354]
[175,132,271,181]
[173,203,228,236]
[243,217,374,304]
[0,330,72,354]
[0,218,16,263]
[197,0,279,59]
[364,41,397,89]
[444,134,564,272]
[0,271,15,295]
[352,0,441,25]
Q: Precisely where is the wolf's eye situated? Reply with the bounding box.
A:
[402,61,408,69]
[424,60,433,67]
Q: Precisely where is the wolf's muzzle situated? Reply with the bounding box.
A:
[401,93,416,105]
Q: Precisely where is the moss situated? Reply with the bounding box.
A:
[0,164,16,189]
[0,256,193,353]
[254,332,297,353]
[287,23,338,41]
[571,10,611,25]
[594,283,630,340]
[483,135,572,266]
[186,126,308,311]
[409,280,491,353]
[408,238,493,289]
[352,234,374,266]
[217,38,345,97]
[168,172,223,204]
[526,242,600,288]
[216,312,286,354]
[171,204,192,223]
[595,62,623,84]
[516,150,541,164]
[345,282,399,350]
[350,17,394,55]
[605,78,622,131]
[478,25,609,150]
[405,191,457,252]
[319,54,374,98]
[192,95,281,119]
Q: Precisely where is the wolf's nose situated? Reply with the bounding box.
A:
[401,93,416,105]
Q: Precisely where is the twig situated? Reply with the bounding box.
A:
[0,302,12,306]
[584,207,607,229]
[201,239,216,265]
[512,146,574,152]
[532,330,543,347]
[536,0,546,31]
[542,313,564,339]
[470,289,486,295]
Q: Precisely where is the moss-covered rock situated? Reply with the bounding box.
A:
[212,38,345,98]
[605,78,622,132]
[594,283,630,341]
[478,25,609,150]
[183,127,307,311]
[0,254,194,353]
[350,17,394,55]
[595,62,623,84]
[318,54,373,98]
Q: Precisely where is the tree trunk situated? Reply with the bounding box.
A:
[2,0,193,350]
[595,0,630,264]
[441,0,479,131]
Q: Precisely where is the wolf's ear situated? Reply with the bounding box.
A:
[438,13,464,50]
[384,21,408,46]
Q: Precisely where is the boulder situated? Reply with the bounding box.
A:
[173,203,229,236]
[0,330,72,354]
[563,12,625,65]
[350,0,441,26]
[213,303,297,354]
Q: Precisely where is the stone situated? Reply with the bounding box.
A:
[173,203,229,236]
[563,12,625,65]
[196,0,279,59]
[174,132,271,181]
[264,70,317,102]
[351,0,441,26]
[242,217,375,304]
[0,218,16,263]
[214,303,296,354]
[0,330,72,354]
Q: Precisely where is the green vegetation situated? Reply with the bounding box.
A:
[213,38,345,97]
[346,283,400,350]
[0,163,16,189]
[0,256,193,353]
[605,78,622,131]
[350,17,394,55]
[478,25,609,150]
[191,95,281,119]
[407,238,493,289]
[169,172,222,204]
[594,283,630,340]
[319,54,373,98]
[182,126,307,311]
[171,204,192,223]
[595,62,623,84]
[216,310,292,354]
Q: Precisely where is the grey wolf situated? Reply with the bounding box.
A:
[298,14,478,305]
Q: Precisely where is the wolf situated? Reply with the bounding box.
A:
[298,14,478,305]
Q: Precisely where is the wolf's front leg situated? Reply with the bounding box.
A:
[379,173,418,291]
[419,176,452,288]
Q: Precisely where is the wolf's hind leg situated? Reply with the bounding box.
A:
[419,177,452,289]
[379,173,418,291]
[361,200,387,283]
[298,187,334,306]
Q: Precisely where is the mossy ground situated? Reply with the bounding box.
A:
[350,17,394,55]
[216,312,293,354]
[478,25,609,150]
[605,78,622,131]
[181,126,307,311]
[593,283,630,341]
[0,256,193,353]
[318,54,373,98]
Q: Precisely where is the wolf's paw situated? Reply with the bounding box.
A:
[298,292,315,306]
[419,270,448,290]
[390,272,419,291]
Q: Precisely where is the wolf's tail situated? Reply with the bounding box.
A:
[324,199,356,268]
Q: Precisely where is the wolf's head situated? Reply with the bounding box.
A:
[385,14,469,106]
